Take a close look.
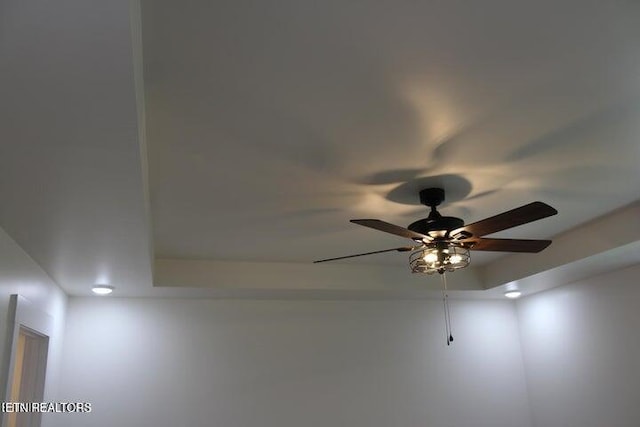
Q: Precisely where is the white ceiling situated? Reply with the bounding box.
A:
[1,0,639,298]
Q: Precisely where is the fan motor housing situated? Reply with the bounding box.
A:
[408,216,465,235]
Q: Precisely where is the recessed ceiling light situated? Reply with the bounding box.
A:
[92,285,114,295]
[504,290,522,299]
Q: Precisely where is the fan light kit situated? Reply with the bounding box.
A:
[410,243,470,274]
[314,187,557,345]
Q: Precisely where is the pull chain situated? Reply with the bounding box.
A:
[440,272,454,345]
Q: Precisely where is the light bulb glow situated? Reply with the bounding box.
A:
[423,252,438,263]
[449,254,462,264]
[504,290,522,299]
[92,285,114,295]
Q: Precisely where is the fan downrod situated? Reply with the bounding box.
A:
[419,188,445,207]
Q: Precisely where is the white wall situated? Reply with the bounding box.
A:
[53,297,532,427]
[516,264,640,427]
[0,227,67,421]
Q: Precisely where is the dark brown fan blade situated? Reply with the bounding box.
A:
[463,238,552,253]
[313,246,416,263]
[456,202,557,237]
[350,219,429,241]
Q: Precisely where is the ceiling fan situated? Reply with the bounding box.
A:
[314,188,558,274]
